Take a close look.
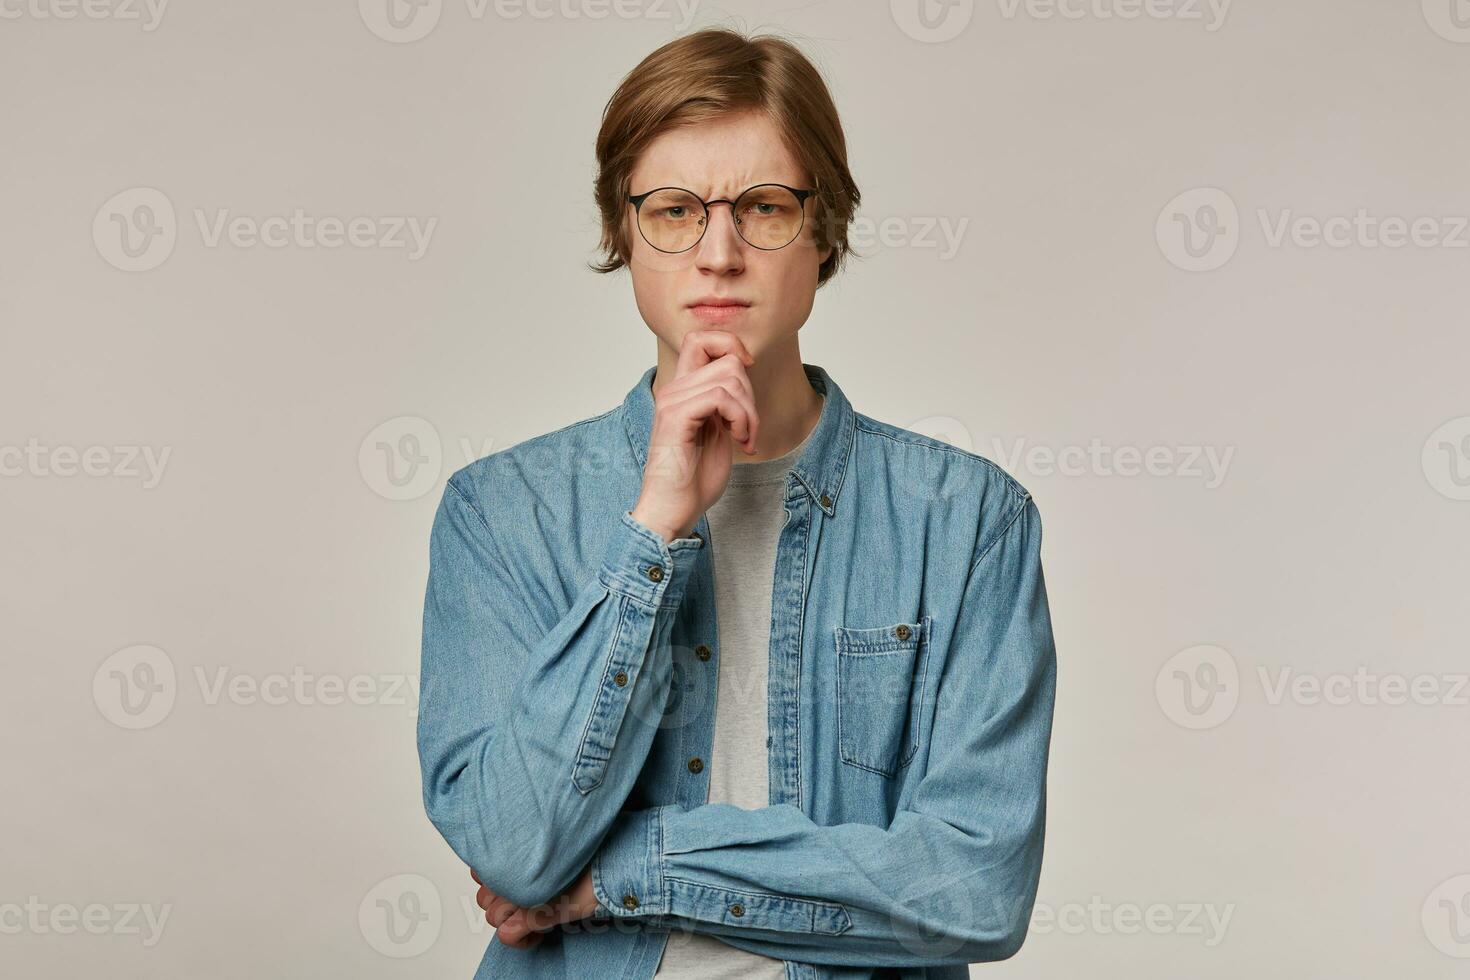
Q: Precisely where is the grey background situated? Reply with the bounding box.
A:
[3,1,1469,977]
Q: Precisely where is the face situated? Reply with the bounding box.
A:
[624,108,832,360]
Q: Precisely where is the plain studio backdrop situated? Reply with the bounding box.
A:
[3,1,1468,977]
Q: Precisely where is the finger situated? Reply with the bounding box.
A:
[520,899,558,934]
[656,350,753,409]
[675,328,755,380]
[667,364,756,427]
[477,887,518,928]
[661,356,760,445]
[470,867,481,886]
[498,910,533,946]
[704,353,759,449]
[502,898,565,944]
[500,927,547,951]
[662,384,755,449]
[689,351,755,399]
[655,354,752,434]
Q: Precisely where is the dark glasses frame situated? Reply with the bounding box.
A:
[627,182,818,253]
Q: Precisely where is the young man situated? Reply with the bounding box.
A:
[417,28,1057,980]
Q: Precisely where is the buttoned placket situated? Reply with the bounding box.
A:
[674,516,719,812]
[626,475,823,979]
[680,481,819,786]
[603,365,854,979]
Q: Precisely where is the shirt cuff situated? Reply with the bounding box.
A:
[597,510,704,609]
[592,805,853,936]
[591,805,671,918]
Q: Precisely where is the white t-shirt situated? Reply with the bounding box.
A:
[652,414,819,979]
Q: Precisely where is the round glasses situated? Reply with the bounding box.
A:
[628,183,816,253]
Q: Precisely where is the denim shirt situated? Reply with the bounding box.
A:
[417,362,1057,980]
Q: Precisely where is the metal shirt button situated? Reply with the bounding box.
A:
[695,644,712,661]
[688,757,703,774]
[622,894,639,910]
[646,565,663,582]
[894,624,911,641]
[614,670,628,687]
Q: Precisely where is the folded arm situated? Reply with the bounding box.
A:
[590,495,1057,968]
[417,475,703,909]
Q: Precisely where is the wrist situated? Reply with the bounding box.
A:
[629,503,683,544]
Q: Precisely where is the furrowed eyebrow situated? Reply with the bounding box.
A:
[636,180,803,197]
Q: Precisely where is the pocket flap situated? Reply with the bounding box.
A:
[833,618,926,655]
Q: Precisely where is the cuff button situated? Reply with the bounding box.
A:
[729,903,744,917]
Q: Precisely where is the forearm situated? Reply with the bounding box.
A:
[589,801,1043,968]
[589,497,1056,968]
[418,488,703,909]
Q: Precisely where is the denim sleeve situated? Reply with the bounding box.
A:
[590,495,1056,968]
[417,476,703,910]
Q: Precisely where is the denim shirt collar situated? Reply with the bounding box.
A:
[620,361,856,517]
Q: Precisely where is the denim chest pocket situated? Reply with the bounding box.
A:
[833,615,930,778]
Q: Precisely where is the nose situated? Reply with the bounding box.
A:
[695,200,745,275]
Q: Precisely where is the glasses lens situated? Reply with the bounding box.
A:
[734,185,804,249]
[638,189,705,252]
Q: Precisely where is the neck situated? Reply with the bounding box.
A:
[652,336,823,463]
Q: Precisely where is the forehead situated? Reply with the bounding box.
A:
[630,109,807,193]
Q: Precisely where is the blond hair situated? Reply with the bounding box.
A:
[590,27,860,287]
